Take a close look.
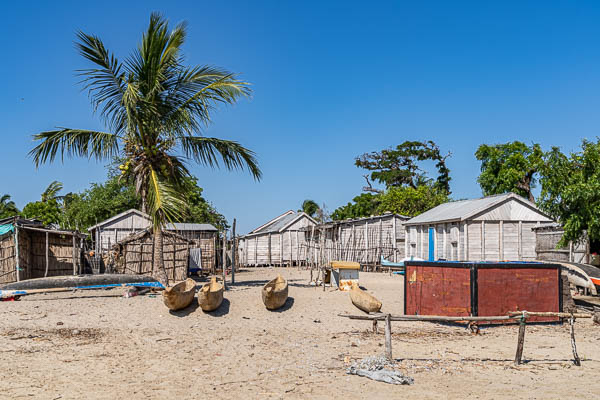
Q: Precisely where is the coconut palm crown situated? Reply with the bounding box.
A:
[30,13,261,284]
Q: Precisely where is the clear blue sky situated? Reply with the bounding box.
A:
[3,1,600,233]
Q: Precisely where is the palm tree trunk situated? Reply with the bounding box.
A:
[153,226,169,286]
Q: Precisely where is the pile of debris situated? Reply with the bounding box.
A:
[346,356,414,385]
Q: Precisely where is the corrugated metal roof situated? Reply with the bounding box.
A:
[253,212,302,234]
[404,193,540,225]
[166,223,217,231]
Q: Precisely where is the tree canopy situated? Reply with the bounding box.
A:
[537,140,600,245]
[300,200,320,218]
[377,185,449,217]
[475,141,544,202]
[331,193,381,220]
[355,140,451,194]
[0,195,19,219]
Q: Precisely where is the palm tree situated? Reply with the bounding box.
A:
[30,13,261,285]
[0,195,19,219]
[301,199,320,218]
[41,181,64,203]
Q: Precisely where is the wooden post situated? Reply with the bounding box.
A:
[499,220,504,261]
[518,221,523,261]
[392,216,398,262]
[14,226,20,282]
[384,313,392,361]
[514,316,527,365]
[295,230,300,267]
[464,222,469,261]
[570,314,581,366]
[72,234,77,276]
[364,221,368,266]
[405,226,409,259]
[372,319,378,334]
[45,231,49,277]
[222,232,227,290]
[481,221,485,261]
[280,233,284,266]
[231,219,236,284]
[268,233,272,265]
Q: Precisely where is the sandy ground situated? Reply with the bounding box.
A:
[0,267,599,400]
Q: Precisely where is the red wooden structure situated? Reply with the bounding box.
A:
[404,261,562,323]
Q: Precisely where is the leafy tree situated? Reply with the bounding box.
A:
[475,141,544,202]
[355,140,451,193]
[29,14,261,285]
[538,140,600,245]
[0,195,19,219]
[300,200,320,218]
[21,181,66,225]
[331,193,381,220]
[377,184,449,217]
[181,177,228,230]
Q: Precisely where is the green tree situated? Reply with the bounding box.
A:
[538,140,600,245]
[475,141,544,202]
[21,181,65,225]
[30,14,261,285]
[300,199,320,218]
[377,184,449,217]
[331,193,381,220]
[355,140,451,193]
[0,195,19,219]
[181,177,228,230]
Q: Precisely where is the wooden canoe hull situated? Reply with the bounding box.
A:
[162,278,196,311]
[0,274,161,291]
[262,276,288,310]
[350,285,382,313]
[198,278,224,312]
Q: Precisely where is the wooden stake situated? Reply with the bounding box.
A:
[514,317,526,365]
[222,232,227,290]
[384,313,392,361]
[372,319,378,334]
[45,231,49,278]
[72,235,77,275]
[231,219,236,285]
[570,314,581,366]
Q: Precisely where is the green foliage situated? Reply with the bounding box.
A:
[180,177,228,230]
[355,140,451,193]
[300,200,320,218]
[475,141,544,202]
[0,195,20,219]
[22,200,62,225]
[61,175,139,231]
[377,185,449,217]
[331,193,381,220]
[538,140,600,245]
[30,13,261,231]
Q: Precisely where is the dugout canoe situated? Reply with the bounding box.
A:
[262,274,288,310]
[198,277,223,312]
[0,274,163,291]
[350,282,382,313]
[162,278,196,311]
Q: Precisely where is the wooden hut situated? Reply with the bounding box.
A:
[110,229,191,281]
[403,193,554,262]
[0,217,85,284]
[88,209,218,271]
[238,211,317,266]
[305,213,409,269]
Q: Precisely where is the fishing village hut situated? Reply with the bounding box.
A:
[238,211,317,266]
[0,217,85,284]
[304,213,410,270]
[403,193,554,262]
[88,209,218,272]
[109,228,192,281]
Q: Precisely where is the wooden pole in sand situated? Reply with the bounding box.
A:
[514,316,527,365]
[222,231,227,290]
[570,314,581,366]
[231,219,236,285]
[384,313,393,361]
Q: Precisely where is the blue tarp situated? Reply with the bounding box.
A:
[0,224,14,236]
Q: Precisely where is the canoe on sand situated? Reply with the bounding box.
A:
[162,278,196,311]
[198,277,224,312]
[350,282,382,313]
[262,274,288,310]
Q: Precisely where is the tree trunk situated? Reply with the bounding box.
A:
[153,226,169,286]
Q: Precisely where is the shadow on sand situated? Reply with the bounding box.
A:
[203,298,230,317]
[267,296,295,312]
[168,298,200,317]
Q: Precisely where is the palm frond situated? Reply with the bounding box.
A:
[41,181,64,202]
[75,31,129,134]
[30,129,120,167]
[180,136,261,180]
[146,167,187,227]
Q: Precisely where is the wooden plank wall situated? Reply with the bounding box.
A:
[0,233,16,284]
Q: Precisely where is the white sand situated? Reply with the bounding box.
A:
[1,267,598,399]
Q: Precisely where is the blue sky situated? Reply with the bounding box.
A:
[3,1,600,233]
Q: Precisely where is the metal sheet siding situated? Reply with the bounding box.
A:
[476,267,560,322]
[405,265,471,316]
